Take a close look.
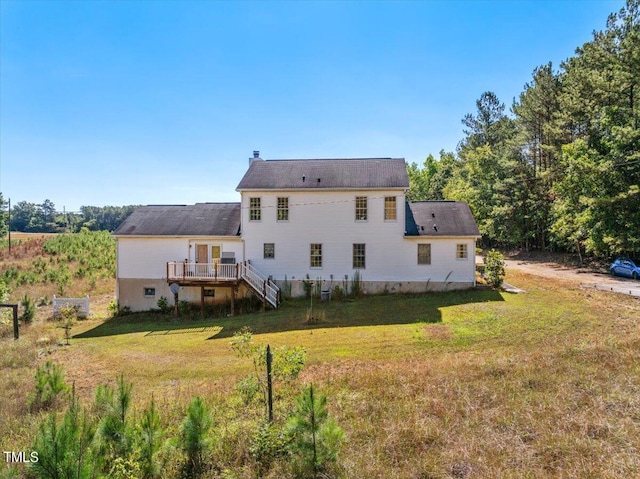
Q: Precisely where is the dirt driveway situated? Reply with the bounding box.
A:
[503,256,640,297]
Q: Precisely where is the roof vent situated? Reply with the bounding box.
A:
[253,150,260,158]
[433,224,438,232]
[317,178,321,183]
[302,175,306,183]
[431,212,435,218]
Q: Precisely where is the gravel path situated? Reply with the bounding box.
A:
[503,257,640,297]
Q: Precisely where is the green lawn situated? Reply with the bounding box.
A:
[65,287,504,392]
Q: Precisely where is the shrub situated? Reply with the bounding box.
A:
[350,270,363,298]
[28,361,70,411]
[94,375,134,473]
[249,422,291,476]
[302,274,313,299]
[282,275,292,299]
[484,249,506,288]
[157,296,171,314]
[136,395,163,479]
[29,395,97,479]
[180,396,213,477]
[286,385,344,478]
[21,293,36,324]
[236,375,261,405]
[178,300,191,316]
[332,284,345,301]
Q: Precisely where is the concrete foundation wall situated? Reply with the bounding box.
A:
[117,278,251,312]
[275,279,475,298]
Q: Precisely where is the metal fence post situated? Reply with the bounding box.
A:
[266,344,273,422]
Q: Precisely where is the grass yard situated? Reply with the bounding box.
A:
[2,269,639,477]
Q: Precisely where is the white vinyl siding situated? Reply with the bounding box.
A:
[116,237,243,279]
[240,190,475,285]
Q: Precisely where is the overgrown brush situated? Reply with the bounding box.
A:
[0,231,115,296]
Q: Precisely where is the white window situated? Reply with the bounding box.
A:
[456,243,468,260]
[353,244,366,269]
[249,197,261,221]
[355,196,368,221]
[264,243,275,259]
[277,197,289,221]
[384,196,397,221]
[310,243,323,268]
[418,244,431,265]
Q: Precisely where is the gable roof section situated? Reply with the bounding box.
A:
[405,201,480,237]
[113,203,241,236]
[237,158,409,190]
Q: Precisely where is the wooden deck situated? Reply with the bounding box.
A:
[166,261,280,308]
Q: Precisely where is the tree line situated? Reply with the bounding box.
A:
[0,193,137,234]
[408,0,639,258]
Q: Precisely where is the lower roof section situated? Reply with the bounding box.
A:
[113,203,241,237]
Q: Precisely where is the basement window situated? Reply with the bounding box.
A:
[203,289,215,297]
[143,288,156,297]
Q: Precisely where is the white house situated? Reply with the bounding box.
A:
[113,153,480,312]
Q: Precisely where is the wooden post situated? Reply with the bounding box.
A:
[174,292,179,317]
[262,281,267,312]
[200,286,205,319]
[231,286,236,317]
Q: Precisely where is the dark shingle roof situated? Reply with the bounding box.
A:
[113,203,241,236]
[236,158,409,190]
[405,201,480,237]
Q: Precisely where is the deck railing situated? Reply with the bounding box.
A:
[167,262,238,281]
[239,261,280,308]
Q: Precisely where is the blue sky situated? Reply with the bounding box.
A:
[0,0,624,211]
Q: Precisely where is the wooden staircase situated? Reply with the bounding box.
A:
[239,261,280,308]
